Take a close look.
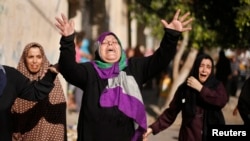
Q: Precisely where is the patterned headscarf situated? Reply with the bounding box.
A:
[11,42,67,141]
[91,32,146,141]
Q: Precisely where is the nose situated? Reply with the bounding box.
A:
[200,66,206,72]
[108,41,113,45]
[33,58,38,63]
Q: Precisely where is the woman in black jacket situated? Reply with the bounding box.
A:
[55,9,193,141]
[236,77,250,125]
[0,64,58,141]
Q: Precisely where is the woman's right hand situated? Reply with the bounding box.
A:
[55,13,75,37]
[143,128,153,140]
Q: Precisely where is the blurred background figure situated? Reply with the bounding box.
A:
[133,44,145,58]
[79,30,93,63]
[125,47,135,58]
[228,55,240,97]
[67,31,93,113]
[237,77,250,125]
[157,64,173,108]
[233,76,250,125]
[67,31,83,111]
[215,49,232,98]
[125,44,145,59]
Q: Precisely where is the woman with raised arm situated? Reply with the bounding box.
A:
[55,9,193,141]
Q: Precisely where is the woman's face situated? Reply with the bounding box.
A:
[99,35,121,63]
[25,47,43,74]
[199,58,212,83]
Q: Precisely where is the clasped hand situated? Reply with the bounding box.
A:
[187,76,202,92]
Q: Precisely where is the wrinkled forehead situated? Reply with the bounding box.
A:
[97,32,118,43]
[102,35,118,42]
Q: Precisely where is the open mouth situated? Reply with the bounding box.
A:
[106,48,116,54]
[200,74,207,77]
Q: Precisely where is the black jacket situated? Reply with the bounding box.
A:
[0,65,56,141]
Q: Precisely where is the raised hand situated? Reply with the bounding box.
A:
[55,13,75,37]
[161,9,193,32]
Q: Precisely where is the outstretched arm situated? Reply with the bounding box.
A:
[55,13,87,87]
[143,9,193,140]
[161,9,193,32]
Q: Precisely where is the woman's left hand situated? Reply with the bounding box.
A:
[161,9,193,32]
[48,63,60,74]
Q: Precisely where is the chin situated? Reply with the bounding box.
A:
[199,78,206,83]
[104,58,119,63]
[28,69,40,74]
[201,79,207,83]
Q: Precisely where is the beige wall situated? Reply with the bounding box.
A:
[0,0,134,94]
[0,0,69,94]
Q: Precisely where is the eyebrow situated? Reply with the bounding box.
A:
[103,38,117,41]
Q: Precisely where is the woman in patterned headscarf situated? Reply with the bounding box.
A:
[11,42,67,141]
[55,9,193,141]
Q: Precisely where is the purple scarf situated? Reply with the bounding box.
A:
[91,31,147,140]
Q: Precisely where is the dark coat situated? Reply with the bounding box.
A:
[149,54,228,141]
[215,50,232,86]
[0,65,56,141]
[58,28,180,141]
[237,77,250,125]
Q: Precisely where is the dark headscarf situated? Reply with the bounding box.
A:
[181,54,220,124]
[189,54,217,85]
[179,54,226,141]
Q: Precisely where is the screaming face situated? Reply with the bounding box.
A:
[198,59,212,83]
[99,35,121,63]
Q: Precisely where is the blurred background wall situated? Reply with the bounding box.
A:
[0,0,136,94]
